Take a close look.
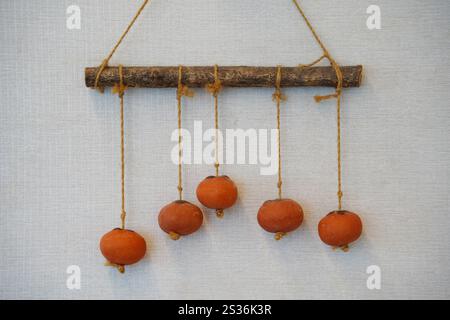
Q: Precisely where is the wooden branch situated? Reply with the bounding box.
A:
[85,65,363,89]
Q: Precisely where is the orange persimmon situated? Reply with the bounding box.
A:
[196,175,238,218]
[100,228,147,269]
[257,198,303,240]
[158,200,203,240]
[318,210,362,250]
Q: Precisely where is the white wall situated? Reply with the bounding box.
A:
[1,0,449,299]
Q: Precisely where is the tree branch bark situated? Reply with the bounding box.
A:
[85,65,363,89]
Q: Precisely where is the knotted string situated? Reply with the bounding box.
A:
[273,67,287,240]
[104,261,125,273]
[272,66,286,199]
[106,64,128,274]
[292,0,344,209]
[206,65,222,177]
[112,65,128,230]
[176,66,194,200]
[94,0,151,92]
[206,65,225,218]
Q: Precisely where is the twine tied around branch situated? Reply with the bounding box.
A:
[206,64,223,97]
[93,0,151,92]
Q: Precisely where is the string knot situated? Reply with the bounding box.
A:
[120,210,127,229]
[206,80,222,97]
[177,84,194,99]
[313,59,343,103]
[206,65,222,97]
[314,93,338,103]
[169,231,181,241]
[104,261,125,273]
[113,83,127,98]
[216,209,224,218]
[272,89,287,102]
[275,232,286,240]
[273,66,286,101]
[332,244,349,252]
[214,162,220,176]
[113,64,127,97]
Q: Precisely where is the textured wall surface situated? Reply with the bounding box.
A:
[1,0,449,299]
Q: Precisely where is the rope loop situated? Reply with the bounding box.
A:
[206,65,223,97]
[272,66,287,102]
[177,66,194,99]
[313,57,343,103]
[112,65,127,97]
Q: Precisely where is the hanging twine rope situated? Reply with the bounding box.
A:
[93,0,151,274]
[112,65,128,230]
[292,0,344,209]
[177,66,184,200]
[94,0,151,92]
[335,91,343,209]
[176,66,194,200]
[106,64,128,274]
[273,67,286,245]
[272,66,286,199]
[206,65,223,177]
